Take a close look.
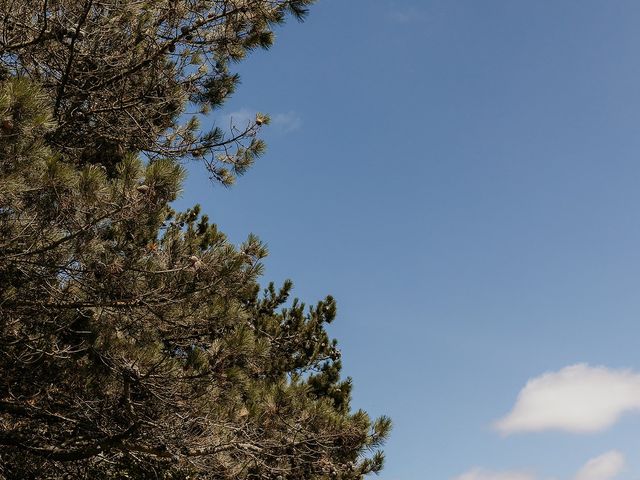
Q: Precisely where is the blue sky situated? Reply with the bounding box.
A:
[174,1,640,478]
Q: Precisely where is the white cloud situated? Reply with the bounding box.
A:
[222,108,256,129]
[386,6,425,24]
[271,111,302,133]
[453,468,535,480]
[221,109,301,134]
[494,364,640,434]
[387,11,414,23]
[574,451,625,480]
[454,452,624,480]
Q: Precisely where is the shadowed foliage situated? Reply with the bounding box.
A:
[0,1,390,479]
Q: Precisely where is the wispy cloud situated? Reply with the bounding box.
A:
[574,451,625,480]
[454,451,625,480]
[221,109,302,134]
[271,111,302,133]
[494,364,640,434]
[386,5,425,24]
[221,108,256,130]
[452,468,535,480]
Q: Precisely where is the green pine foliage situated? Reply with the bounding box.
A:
[0,0,313,185]
[0,2,390,479]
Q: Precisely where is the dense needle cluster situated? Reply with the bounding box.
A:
[0,1,390,479]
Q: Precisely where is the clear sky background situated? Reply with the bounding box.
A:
[174,1,640,479]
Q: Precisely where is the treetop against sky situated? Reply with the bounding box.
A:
[4,0,640,479]
[175,1,640,479]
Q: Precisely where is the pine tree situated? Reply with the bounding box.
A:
[0,0,311,184]
[0,2,390,479]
